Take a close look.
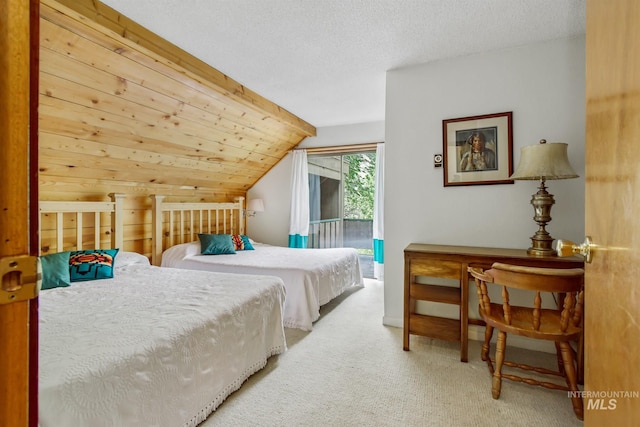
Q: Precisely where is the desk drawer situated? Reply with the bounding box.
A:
[409,258,461,280]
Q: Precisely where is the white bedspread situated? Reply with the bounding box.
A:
[39,257,286,427]
[161,242,364,331]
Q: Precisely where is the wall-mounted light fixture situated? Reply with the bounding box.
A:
[510,139,578,256]
[246,198,265,217]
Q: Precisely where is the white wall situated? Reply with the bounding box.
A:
[385,36,586,348]
[247,121,385,245]
[245,153,292,246]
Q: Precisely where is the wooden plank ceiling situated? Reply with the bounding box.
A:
[39,0,316,202]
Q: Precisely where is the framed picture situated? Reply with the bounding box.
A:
[442,111,514,187]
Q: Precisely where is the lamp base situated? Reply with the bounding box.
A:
[526,179,558,257]
[527,241,557,257]
[527,226,557,256]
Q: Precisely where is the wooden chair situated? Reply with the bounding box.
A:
[467,262,585,420]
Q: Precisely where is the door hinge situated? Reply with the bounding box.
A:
[0,255,40,304]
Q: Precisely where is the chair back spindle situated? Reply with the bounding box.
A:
[501,286,511,325]
[533,291,541,330]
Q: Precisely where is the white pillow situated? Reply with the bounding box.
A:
[187,241,201,257]
[115,251,150,267]
[161,242,201,266]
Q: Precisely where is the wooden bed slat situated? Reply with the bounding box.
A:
[56,213,63,252]
[77,212,83,249]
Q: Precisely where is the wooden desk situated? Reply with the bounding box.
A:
[403,243,584,362]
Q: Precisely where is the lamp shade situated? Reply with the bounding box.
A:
[510,140,579,180]
[247,198,265,212]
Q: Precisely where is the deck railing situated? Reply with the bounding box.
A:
[308,218,374,250]
[309,218,342,248]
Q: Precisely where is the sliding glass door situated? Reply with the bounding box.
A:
[307,151,376,277]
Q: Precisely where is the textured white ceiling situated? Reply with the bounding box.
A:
[99,0,585,127]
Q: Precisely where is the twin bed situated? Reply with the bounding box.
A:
[38,194,363,426]
[39,253,286,427]
[152,195,364,331]
[162,241,363,330]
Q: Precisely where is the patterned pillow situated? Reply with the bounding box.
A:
[228,234,255,250]
[198,234,236,255]
[231,234,245,250]
[69,249,119,282]
[40,251,71,290]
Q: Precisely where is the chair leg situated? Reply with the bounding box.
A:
[554,342,565,375]
[482,325,494,362]
[492,331,506,399]
[559,341,583,420]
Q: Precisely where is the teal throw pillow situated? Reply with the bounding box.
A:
[69,249,119,282]
[241,235,255,250]
[40,251,71,290]
[198,234,236,255]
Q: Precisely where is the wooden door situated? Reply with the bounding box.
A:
[585,0,640,423]
[0,0,39,426]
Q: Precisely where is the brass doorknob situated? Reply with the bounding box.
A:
[555,236,594,263]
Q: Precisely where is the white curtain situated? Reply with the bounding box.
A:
[288,149,309,248]
[373,143,384,279]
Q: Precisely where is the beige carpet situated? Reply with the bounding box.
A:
[200,279,583,427]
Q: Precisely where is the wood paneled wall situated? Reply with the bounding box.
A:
[38,0,315,256]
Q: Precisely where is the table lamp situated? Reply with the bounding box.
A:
[510,139,578,256]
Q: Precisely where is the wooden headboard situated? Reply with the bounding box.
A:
[39,194,124,254]
[151,195,245,265]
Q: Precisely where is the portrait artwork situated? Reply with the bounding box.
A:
[443,112,514,186]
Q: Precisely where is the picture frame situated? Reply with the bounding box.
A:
[442,111,514,187]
